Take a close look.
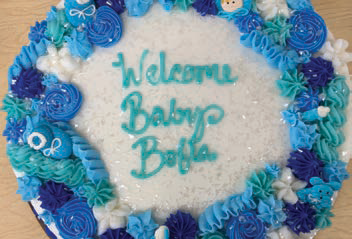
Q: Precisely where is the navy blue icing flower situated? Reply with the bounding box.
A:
[11,67,45,99]
[40,83,82,122]
[28,20,48,43]
[287,149,323,184]
[295,87,320,112]
[301,57,334,89]
[284,202,316,235]
[164,210,197,239]
[234,11,264,33]
[97,0,126,14]
[323,160,350,184]
[192,0,218,16]
[38,181,74,213]
[226,210,265,239]
[3,118,26,143]
[101,228,134,239]
[54,198,97,238]
[87,6,123,48]
[287,10,327,53]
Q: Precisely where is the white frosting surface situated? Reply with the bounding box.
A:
[69,4,291,221]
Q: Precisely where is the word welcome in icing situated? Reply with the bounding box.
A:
[112,49,238,89]
[120,91,225,179]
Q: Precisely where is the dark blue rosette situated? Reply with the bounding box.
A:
[100,228,134,239]
[87,6,123,48]
[234,11,264,33]
[226,210,265,239]
[41,83,82,121]
[28,20,48,43]
[284,202,316,234]
[301,57,334,89]
[287,10,327,53]
[165,210,197,238]
[192,0,218,16]
[54,198,97,238]
[96,0,125,14]
[11,67,45,99]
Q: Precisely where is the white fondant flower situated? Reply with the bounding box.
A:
[319,34,352,76]
[272,167,307,204]
[36,45,81,82]
[93,199,131,235]
[257,0,290,20]
[154,225,169,239]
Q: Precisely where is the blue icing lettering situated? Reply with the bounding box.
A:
[113,50,238,88]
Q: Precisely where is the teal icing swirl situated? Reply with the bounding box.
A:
[1,94,32,120]
[198,187,256,235]
[315,208,334,229]
[324,75,350,110]
[246,170,275,201]
[263,15,293,47]
[276,69,307,100]
[45,9,73,48]
[7,144,86,187]
[201,231,227,239]
[52,122,109,183]
[64,29,93,60]
[75,179,115,208]
[324,103,346,127]
[240,30,303,71]
[8,38,51,85]
[174,0,194,11]
[318,120,344,147]
[313,136,339,164]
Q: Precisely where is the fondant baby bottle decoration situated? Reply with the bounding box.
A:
[65,0,96,27]
[217,0,251,20]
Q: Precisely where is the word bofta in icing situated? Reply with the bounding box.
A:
[121,91,225,179]
[113,50,238,89]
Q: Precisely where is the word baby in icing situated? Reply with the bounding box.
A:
[113,50,239,179]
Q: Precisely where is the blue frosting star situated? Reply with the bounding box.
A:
[3,118,26,143]
[16,176,42,201]
[127,210,159,239]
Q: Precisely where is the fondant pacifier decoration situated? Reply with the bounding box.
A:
[216,0,251,20]
[27,123,73,160]
[65,0,96,27]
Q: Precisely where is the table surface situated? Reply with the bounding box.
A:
[0,0,352,238]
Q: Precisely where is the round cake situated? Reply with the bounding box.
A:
[3,0,352,238]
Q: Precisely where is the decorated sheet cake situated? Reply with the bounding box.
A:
[2,0,352,238]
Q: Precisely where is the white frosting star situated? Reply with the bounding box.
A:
[319,32,352,76]
[93,199,131,235]
[272,167,307,204]
[257,0,290,20]
[36,45,81,82]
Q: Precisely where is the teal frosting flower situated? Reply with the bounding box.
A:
[1,94,31,120]
[174,0,194,11]
[16,175,42,201]
[315,208,334,229]
[201,231,228,239]
[77,179,116,208]
[263,15,293,47]
[257,195,287,229]
[276,70,307,100]
[246,170,275,201]
[127,210,159,239]
[45,9,73,48]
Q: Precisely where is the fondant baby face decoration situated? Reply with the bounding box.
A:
[221,0,243,12]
